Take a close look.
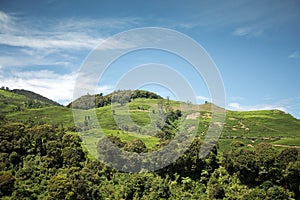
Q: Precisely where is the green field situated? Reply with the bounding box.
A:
[3,90,300,153]
[272,137,300,146]
[0,89,30,114]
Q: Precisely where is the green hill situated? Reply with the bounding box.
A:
[1,89,299,199]
[68,89,162,109]
[4,90,300,153]
[0,88,60,116]
[11,89,61,107]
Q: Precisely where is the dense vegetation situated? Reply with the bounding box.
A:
[0,88,299,199]
[68,90,162,110]
[0,118,299,199]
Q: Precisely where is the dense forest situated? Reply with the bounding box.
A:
[0,117,299,199]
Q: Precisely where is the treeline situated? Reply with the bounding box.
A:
[69,90,162,110]
[0,117,299,199]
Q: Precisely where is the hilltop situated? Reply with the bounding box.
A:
[0,88,61,115]
[11,89,61,107]
[67,89,162,109]
[2,88,299,153]
[1,87,300,198]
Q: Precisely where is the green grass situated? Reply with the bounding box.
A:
[0,90,29,114]
[0,89,60,115]
[222,110,300,138]
[7,106,75,126]
[271,138,300,146]
[4,95,300,153]
[80,128,160,159]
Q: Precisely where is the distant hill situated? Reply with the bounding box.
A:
[68,89,162,109]
[1,88,299,152]
[0,88,61,115]
[11,89,61,107]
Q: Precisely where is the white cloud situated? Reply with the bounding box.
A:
[0,11,140,70]
[263,96,272,101]
[288,51,300,59]
[0,10,15,33]
[228,102,242,109]
[196,95,211,102]
[0,10,9,19]
[0,11,140,51]
[232,26,263,37]
[54,17,142,31]
[0,11,10,23]
[0,11,124,104]
[0,69,113,105]
[0,54,71,68]
[228,102,288,113]
[0,33,103,50]
[95,85,114,95]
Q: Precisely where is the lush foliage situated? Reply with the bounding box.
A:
[68,90,162,109]
[0,117,299,199]
[1,88,300,199]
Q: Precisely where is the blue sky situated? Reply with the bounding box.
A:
[0,0,300,118]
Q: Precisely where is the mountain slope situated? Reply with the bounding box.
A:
[68,89,162,109]
[6,95,300,150]
[0,88,61,116]
[0,89,30,115]
[11,89,61,106]
[2,89,299,152]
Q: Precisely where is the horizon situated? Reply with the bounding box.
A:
[0,0,299,118]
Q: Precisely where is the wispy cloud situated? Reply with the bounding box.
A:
[0,53,72,68]
[0,10,139,104]
[0,14,139,50]
[229,1,300,38]
[0,33,102,50]
[196,95,211,103]
[262,96,272,101]
[228,94,296,114]
[228,102,242,110]
[0,10,15,32]
[227,102,288,113]
[0,11,140,69]
[0,69,113,104]
[288,51,300,59]
[232,26,263,37]
[0,70,77,103]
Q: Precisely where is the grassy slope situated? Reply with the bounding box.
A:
[5,97,300,153]
[0,89,61,116]
[11,89,62,106]
[7,106,75,126]
[0,89,32,114]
